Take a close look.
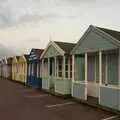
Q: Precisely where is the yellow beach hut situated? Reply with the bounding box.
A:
[12,56,20,81]
[18,54,29,84]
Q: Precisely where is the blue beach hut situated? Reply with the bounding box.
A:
[27,49,44,87]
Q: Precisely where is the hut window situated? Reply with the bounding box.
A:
[87,55,99,83]
[102,54,106,84]
[102,52,118,85]
[75,55,85,81]
[31,63,34,76]
[58,58,62,77]
[70,57,72,78]
[44,61,48,77]
[37,63,39,77]
[65,58,68,78]
[39,61,42,77]
[107,53,118,85]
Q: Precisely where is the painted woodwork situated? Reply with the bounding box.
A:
[41,41,72,95]
[27,49,42,87]
[71,25,120,110]
[18,55,28,84]
[12,56,19,81]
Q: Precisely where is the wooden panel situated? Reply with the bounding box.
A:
[44,45,60,58]
[72,30,118,54]
[100,86,119,110]
[102,54,106,84]
[72,83,87,100]
[88,56,95,82]
[107,53,118,85]
[75,55,85,81]
[55,78,71,95]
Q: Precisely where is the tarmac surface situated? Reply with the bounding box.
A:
[0,78,119,120]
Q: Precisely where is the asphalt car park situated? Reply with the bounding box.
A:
[0,78,119,120]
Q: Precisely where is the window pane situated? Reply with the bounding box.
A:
[65,72,68,78]
[75,55,85,81]
[102,54,106,84]
[65,65,68,71]
[59,72,62,77]
[107,53,118,85]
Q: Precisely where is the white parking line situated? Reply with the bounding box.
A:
[25,94,50,98]
[102,115,119,120]
[46,102,75,108]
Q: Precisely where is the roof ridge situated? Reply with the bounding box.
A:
[54,41,76,44]
[96,26,120,33]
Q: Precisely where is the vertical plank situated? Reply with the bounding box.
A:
[54,57,57,77]
[72,55,75,83]
[118,48,120,111]
[48,58,50,77]
[85,53,88,100]
[94,56,96,83]
[68,57,71,78]
[42,59,44,77]
[99,51,102,103]
[105,54,108,84]
[62,56,65,78]
[85,53,88,83]
[118,49,120,86]
[99,51,102,85]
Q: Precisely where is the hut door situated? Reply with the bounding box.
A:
[50,58,55,76]
[87,55,99,98]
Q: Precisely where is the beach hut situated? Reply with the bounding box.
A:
[1,58,8,79]
[0,61,2,77]
[0,59,4,78]
[71,25,120,111]
[41,41,75,95]
[18,55,29,84]
[12,56,20,81]
[27,49,44,87]
[0,60,4,78]
[6,57,12,80]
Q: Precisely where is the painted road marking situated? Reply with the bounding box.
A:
[102,115,119,120]
[46,102,75,108]
[25,94,50,98]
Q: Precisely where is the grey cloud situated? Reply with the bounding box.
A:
[0,5,13,28]
[19,12,59,23]
[57,0,96,6]
[0,0,8,3]
[64,0,95,3]
[0,0,96,28]
[26,39,41,42]
[0,0,60,28]
[0,43,16,58]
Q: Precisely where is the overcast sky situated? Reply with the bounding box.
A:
[0,0,120,58]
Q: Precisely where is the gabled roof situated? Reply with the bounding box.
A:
[96,27,120,41]
[24,54,29,60]
[54,41,76,54]
[71,25,120,54]
[30,48,44,57]
[41,41,76,58]
[29,48,44,61]
[1,58,7,64]
[7,57,12,64]
[12,56,20,63]
[16,56,20,60]
[35,49,44,57]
